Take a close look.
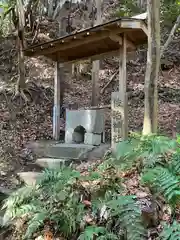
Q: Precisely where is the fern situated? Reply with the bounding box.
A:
[2,185,38,225]
[170,152,180,176]
[158,221,180,240]
[142,166,180,206]
[24,212,48,239]
[115,134,177,170]
[78,226,115,240]
[106,195,146,240]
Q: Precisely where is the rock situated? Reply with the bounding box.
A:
[17,172,42,186]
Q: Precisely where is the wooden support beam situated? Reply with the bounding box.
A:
[109,34,136,50]
[119,33,128,140]
[120,33,127,95]
[53,58,62,140]
[91,60,100,106]
[109,34,123,44]
[26,31,111,57]
[140,22,148,36]
[91,0,102,106]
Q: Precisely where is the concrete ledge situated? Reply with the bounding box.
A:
[36,158,69,168]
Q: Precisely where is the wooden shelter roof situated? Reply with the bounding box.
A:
[24,17,148,63]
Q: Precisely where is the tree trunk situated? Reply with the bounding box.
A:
[16,33,26,91]
[48,0,54,18]
[16,0,26,92]
[142,0,160,135]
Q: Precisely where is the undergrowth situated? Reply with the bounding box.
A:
[2,134,180,239]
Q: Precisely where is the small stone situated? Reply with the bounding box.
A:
[136,191,148,198]
[84,133,101,146]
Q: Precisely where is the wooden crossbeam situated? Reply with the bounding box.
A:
[109,34,136,49]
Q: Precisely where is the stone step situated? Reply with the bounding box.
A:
[28,141,95,160]
[36,158,70,168]
[17,172,42,186]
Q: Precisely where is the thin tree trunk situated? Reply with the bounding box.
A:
[16,0,26,92]
[143,0,160,134]
[17,34,26,91]
[48,0,54,18]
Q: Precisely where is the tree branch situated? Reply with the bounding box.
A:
[161,15,180,58]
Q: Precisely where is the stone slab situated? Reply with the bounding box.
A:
[84,133,101,146]
[38,143,94,160]
[17,172,42,186]
[36,158,70,169]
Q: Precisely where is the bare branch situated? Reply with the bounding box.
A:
[161,15,180,58]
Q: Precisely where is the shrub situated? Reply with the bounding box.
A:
[2,165,146,239]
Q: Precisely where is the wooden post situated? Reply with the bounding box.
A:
[121,34,128,140]
[118,33,128,140]
[53,58,61,140]
[111,33,128,150]
[91,0,102,106]
[92,61,100,106]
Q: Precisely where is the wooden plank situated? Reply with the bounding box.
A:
[53,58,61,140]
[140,21,148,36]
[78,104,111,110]
[48,48,120,63]
[122,34,128,140]
[25,31,113,57]
[109,34,136,50]
[122,33,127,95]
[120,19,142,29]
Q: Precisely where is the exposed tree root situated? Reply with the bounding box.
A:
[13,81,43,103]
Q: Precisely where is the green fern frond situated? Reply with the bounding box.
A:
[14,202,42,218]
[115,135,177,170]
[142,167,180,206]
[159,221,180,240]
[38,167,80,187]
[2,185,36,210]
[78,226,106,240]
[2,185,37,224]
[107,195,146,240]
[97,233,118,240]
[170,152,180,176]
[24,212,48,239]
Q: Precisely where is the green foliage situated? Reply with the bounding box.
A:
[78,226,117,240]
[115,0,180,31]
[142,166,180,207]
[115,0,142,17]
[161,0,180,27]
[3,164,146,239]
[4,133,180,239]
[106,195,145,240]
[115,134,177,170]
[3,166,84,239]
[170,152,180,177]
[158,221,180,240]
